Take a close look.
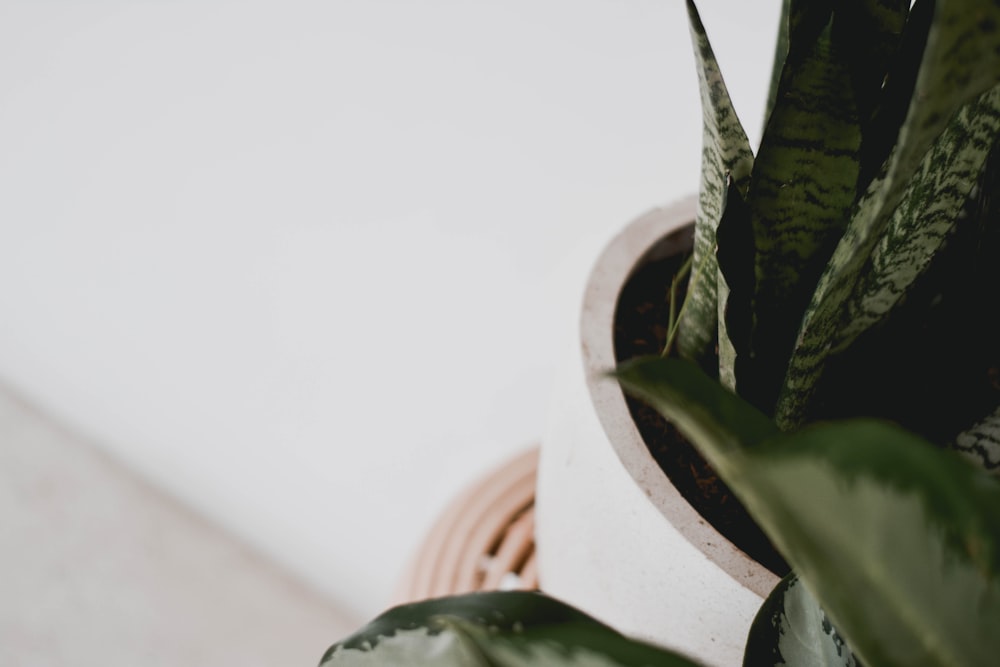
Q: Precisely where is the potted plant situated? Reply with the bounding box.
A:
[535,195,778,666]
[538,0,1000,660]
[320,0,1000,664]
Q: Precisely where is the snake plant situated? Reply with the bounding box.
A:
[320,1,1000,665]
[677,0,1000,464]
[617,0,1000,664]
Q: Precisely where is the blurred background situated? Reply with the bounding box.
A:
[0,1,779,664]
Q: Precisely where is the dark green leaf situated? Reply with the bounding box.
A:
[744,573,860,667]
[879,0,1000,218]
[320,591,703,666]
[857,0,933,192]
[744,10,862,414]
[615,356,779,472]
[616,357,1000,667]
[762,0,791,128]
[715,178,755,392]
[834,0,909,140]
[777,85,1000,428]
[837,88,1000,356]
[951,405,1000,477]
[677,0,754,371]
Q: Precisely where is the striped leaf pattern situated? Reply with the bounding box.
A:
[879,0,1000,219]
[743,9,861,413]
[952,405,1000,477]
[837,87,1000,355]
[676,0,753,371]
[777,89,1000,428]
[775,1,1000,427]
[716,269,737,389]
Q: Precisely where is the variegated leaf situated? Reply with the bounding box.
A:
[762,0,791,127]
[879,0,1000,218]
[744,8,862,414]
[319,591,702,667]
[837,87,1000,352]
[777,85,1000,428]
[837,0,909,131]
[715,270,736,390]
[857,0,933,191]
[716,178,754,392]
[744,573,860,667]
[676,0,753,371]
[616,357,1000,667]
[773,1,1000,428]
[952,404,1000,477]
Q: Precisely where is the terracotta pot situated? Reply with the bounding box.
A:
[535,196,779,667]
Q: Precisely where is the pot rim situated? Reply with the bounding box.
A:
[581,195,778,599]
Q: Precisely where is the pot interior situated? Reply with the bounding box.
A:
[612,224,790,577]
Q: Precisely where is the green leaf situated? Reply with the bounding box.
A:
[836,0,909,135]
[837,87,1000,352]
[676,0,754,371]
[616,357,1000,667]
[319,591,703,667]
[879,0,1000,218]
[857,0,933,192]
[614,357,779,471]
[715,178,755,392]
[762,0,791,128]
[777,85,1000,428]
[744,573,860,667]
[783,2,1000,418]
[951,404,1000,477]
[743,8,862,414]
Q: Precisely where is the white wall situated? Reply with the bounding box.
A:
[0,0,780,620]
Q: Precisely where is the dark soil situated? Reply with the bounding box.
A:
[613,233,791,577]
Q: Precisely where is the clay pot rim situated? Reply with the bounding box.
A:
[580,195,778,599]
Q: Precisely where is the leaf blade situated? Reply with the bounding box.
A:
[744,573,860,667]
[676,0,754,371]
[743,9,862,413]
[778,85,1000,428]
[616,357,1000,667]
[320,591,704,667]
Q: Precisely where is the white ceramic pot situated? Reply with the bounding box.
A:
[535,196,779,667]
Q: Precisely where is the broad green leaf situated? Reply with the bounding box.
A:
[614,357,778,468]
[744,573,860,667]
[743,9,862,414]
[777,85,1000,428]
[676,0,754,371]
[319,591,702,667]
[951,404,1000,477]
[616,357,1000,667]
